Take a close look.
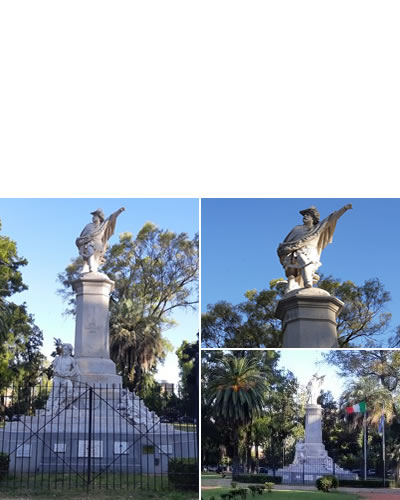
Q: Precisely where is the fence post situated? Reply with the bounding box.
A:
[87,387,93,491]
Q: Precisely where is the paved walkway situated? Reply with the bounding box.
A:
[352,491,400,499]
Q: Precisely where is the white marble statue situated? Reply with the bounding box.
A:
[117,389,159,428]
[306,373,325,405]
[277,204,352,292]
[293,439,305,464]
[76,207,125,273]
[46,343,80,412]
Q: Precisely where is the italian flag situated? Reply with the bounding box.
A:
[346,401,367,414]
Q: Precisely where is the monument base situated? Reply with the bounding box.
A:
[275,288,343,348]
[77,357,122,386]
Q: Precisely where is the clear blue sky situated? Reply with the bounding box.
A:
[277,349,345,402]
[0,198,199,389]
[201,198,400,346]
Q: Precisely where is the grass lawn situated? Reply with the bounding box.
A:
[0,474,198,499]
[201,488,360,499]
[0,488,198,499]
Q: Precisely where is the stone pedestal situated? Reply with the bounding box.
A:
[72,272,122,386]
[305,404,322,444]
[275,288,343,348]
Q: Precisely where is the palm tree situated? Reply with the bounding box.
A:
[205,354,267,477]
[341,377,395,428]
[109,297,166,391]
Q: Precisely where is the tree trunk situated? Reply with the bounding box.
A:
[232,427,240,479]
[246,428,252,473]
[255,441,259,473]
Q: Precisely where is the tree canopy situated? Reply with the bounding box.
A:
[57,222,198,390]
[0,219,45,391]
[202,275,396,348]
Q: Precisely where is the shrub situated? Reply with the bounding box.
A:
[0,452,9,481]
[265,481,275,492]
[221,490,249,500]
[231,481,238,488]
[168,458,198,490]
[249,485,266,496]
[236,489,250,499]
[325,475,339,488]
[316,476,333,492]
[234,474,282,484]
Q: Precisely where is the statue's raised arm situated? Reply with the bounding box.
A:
[76,207,125,273]
[277,204,352,293]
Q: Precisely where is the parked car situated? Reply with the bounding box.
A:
[159,416,174,423]
[206,465,218,472]
[259,467,269,474]
[177,416,195,423]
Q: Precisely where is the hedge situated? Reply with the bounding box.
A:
[168,459,198,490]
[339,478,396,488]
[0,452,9,481]
[233,474,282,484]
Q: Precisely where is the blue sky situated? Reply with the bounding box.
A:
[0,198,199,389]
[201,198,400,346]
[277,349,345,402]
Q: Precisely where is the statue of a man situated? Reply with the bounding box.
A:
[293,439,305,464]
[277,204,352,292]
[76,207,125,273]
[47,343,80,412]
[306,373,325,405]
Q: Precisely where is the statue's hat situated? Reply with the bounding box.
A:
[299,206,320,222]
[90,208,105,222]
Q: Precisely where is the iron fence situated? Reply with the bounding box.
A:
[0,381,198,491]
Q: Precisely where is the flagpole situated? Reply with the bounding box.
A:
[363,411,367,481]
[382,403,386,488]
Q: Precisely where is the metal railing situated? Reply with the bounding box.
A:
[0,382,198,491]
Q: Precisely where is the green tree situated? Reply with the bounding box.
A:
[202,276,395,348]
[324,350,400,392]
[205,354,268,477]
[319,277,392,347]
[176,338,198,419]
[261,369,302,473]
[58,223,198,390]
[0,220,45,391]
[319,391,362,471]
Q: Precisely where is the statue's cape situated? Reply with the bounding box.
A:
[75,211,119,249]
[277,211,341,265]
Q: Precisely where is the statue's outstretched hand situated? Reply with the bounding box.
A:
[345,203,352,210]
